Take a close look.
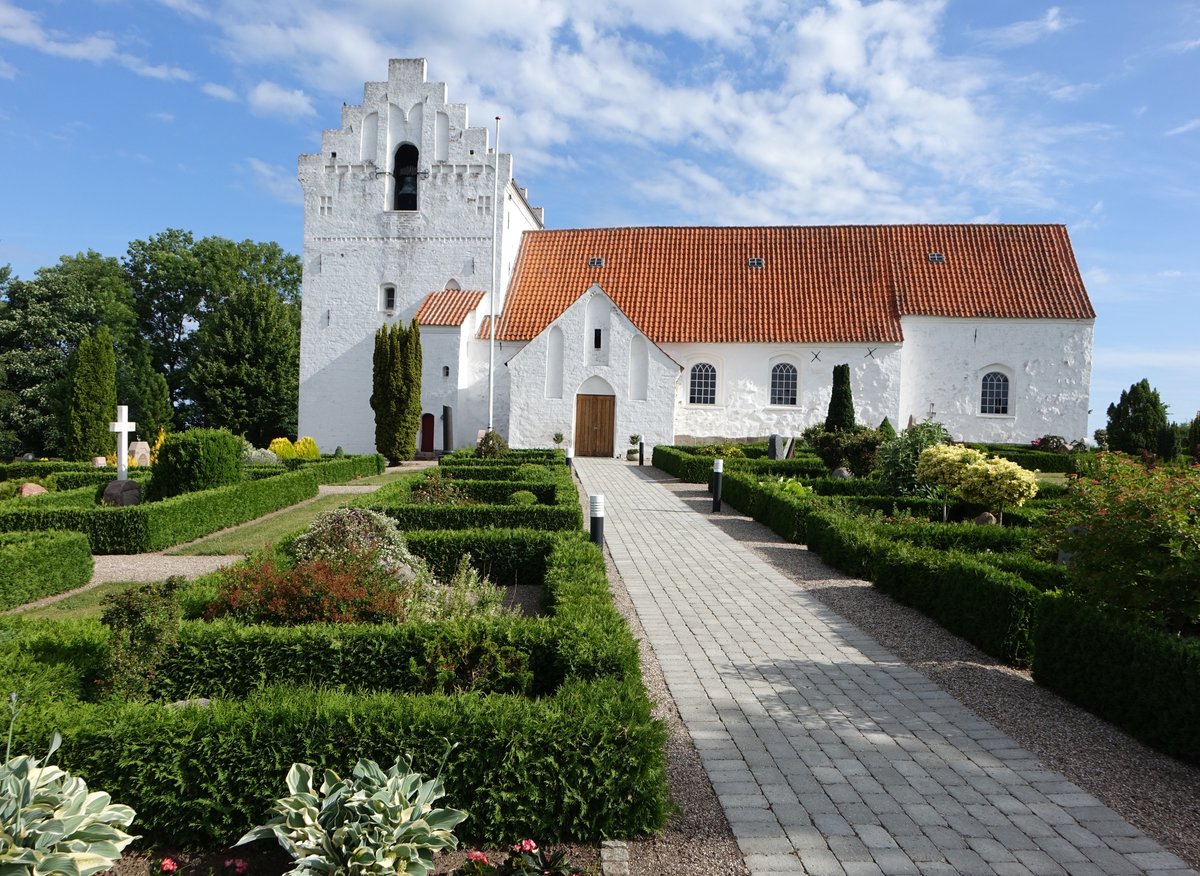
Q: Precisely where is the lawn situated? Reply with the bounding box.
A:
[167,493,350,555]
[16,579,147,621]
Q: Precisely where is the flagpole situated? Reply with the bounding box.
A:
[488,115,501,432]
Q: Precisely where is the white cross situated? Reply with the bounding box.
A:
[109,405,136,481]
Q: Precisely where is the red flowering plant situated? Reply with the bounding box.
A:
[451,840,586,875]
[1058,452,1200,635]
[152,857,179,875]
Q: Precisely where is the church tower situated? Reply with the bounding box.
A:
[297,59,543,454]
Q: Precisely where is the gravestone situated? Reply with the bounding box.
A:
[129,440,151,467]
[768,434,783,460]
[973,511,997,526]
[18,483,47,497]
[102,480,142,507]
[832,467,853,480]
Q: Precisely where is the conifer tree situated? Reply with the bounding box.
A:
[370,324,399,462]
[64,326,117,460]
[1105,379,1168,454]
[370,320,424,462]
[824,364,856,431]
[396,318,423,457]
[1189,412,1200,462]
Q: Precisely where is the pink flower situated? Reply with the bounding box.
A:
[159,859,178,874]
[513,839,538,853]
[467,851,489,864]
[225,858,249,875]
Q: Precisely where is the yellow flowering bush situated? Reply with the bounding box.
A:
[150,427,167,466]
[916,444,985,496]
[956,456,1039,521]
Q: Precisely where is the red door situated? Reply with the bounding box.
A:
[420,413,435,453]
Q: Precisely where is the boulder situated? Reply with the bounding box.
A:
[973,511,997,526]
[92,456,107,467]
[17,482,47,497]
[832,467,853,480]
[102,480,142,507]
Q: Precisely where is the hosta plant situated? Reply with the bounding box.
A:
[1,695,139,876]
[236,755,467,876]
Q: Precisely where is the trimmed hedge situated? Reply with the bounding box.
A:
[0,461,100,481]
[1034,594,1200,764]
[5,530,667,844]
[970,445,1085,474]
[0,531,93,610]
[0,456,384,553]
[440,449,566,465]
[652,445,825,483]
[54,470,151,491]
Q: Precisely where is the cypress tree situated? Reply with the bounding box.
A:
[65,326,117,461]
[397,318,423,459]
[824,364,856,432]
[370,324,399,461]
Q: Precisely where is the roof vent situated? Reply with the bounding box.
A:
[587,257,605,268]
[927,252,946,265]
[747,257,765,268]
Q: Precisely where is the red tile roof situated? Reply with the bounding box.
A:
[414,289,486,327]
[492,225,1094,343]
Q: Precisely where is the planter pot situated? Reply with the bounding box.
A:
[626,449,639,460]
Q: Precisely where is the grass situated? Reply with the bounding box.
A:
[1036,472,1070,486]
[346,470,418,486]
[167,493,351,556]
[15,579,145,621]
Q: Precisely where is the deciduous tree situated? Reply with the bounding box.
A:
[1105,379,1168,455]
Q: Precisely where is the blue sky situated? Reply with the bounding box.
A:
[1,0,1197,439]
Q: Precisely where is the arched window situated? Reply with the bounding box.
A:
[689,363,716,405]
[770,363,798,406]
[392,143,419,211]
[980,371,1010,414]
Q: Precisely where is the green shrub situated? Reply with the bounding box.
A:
[1106,378,1168,455]
[876,421,951,495]
[1058,453,1200,634]
[809,428,884,476]
[475,431,509,459]
[824,363,856,431]
[148,428,244,500]
[269,436,297,459]
[509,490,538,506]
[878,417,897,442]
[97,577,183,701]
[1034,594,1200,764]
[0,531,93,611]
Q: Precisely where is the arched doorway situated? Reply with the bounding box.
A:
[420,413,435,453]
[573,376,615,457]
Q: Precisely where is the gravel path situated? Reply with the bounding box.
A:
[651,473,1200,872]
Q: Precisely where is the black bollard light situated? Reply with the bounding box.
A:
[712,458,723,512]
[589,494,605,548]
[638,440,645,466]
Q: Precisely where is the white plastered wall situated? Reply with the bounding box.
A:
[898,317,1093,443]
[506,287,680,453]
[665,342,903,441]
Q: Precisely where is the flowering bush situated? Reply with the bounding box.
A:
[1058,452,1200,634]
[452,839,586,876]
[292,507,422,579]
[916,443,986,496]
[244,447,280,466]
[409,471,471,505]
[877,421,951,496]
[955,455,1039,521]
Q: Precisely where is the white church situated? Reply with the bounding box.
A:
[297,59,1096,457]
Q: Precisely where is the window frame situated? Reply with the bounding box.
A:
[689,362,718,406]
[979,370,1011,416]
[769,362,799,406]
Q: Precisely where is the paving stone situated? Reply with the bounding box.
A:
[798,849,848,876]
[869,849,920,875]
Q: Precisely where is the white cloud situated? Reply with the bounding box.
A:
[247,80,316,120]
[1158,269,1183,278]
[201,82,237,101]
[0,1,190,79]
[152,111,174,122]
[1083,267,1111,286]
[1166,118,1200,136]
[246,157,303,205]
[0,53,13,78]
[972,6,1077,50]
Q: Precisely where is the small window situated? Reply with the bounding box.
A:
[689,363,717,405]
[593,328,602,349]
[770,363,797,406]
[587,257,605,268]
[981,371,1009,415]
[380,284,396,312]
[442,366,450,378]
[393,143,419,211]
[319,196,333,216]
[927,252,946,265]
[747,257,764,268]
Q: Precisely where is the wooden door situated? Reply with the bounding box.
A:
[574,394,615,457]
[420,413,435,453]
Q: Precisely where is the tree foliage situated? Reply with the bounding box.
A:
[876,420,952,496]
[64,326,117,461]
[188,285,299,447]
[824,364,856,431]
[371,320,423,463]
[1105,379,1169,455]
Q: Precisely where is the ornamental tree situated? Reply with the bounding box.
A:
[915,443,986,520]
[954,455,1039,523]
[64,326,117,461]
[877,420,952,496]
[1105,379,1168,455]
[824,364,856,431]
